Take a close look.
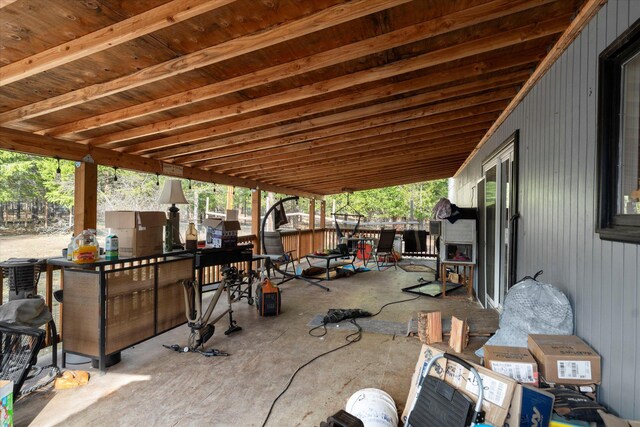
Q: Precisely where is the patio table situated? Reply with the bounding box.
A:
[304,252,357,281]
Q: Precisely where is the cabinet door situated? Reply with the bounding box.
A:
[63,269,100,357]
[105,265,155,354]
[157,259,192,333]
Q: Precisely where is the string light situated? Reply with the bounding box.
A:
[188,179,192,190]
[156,173,160,186]
[113,166,118,182]
[55,157,61,181]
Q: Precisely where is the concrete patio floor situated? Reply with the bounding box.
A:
[16,260,497,427]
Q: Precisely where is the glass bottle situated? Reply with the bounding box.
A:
[164,219,173,253]
[186,222,198,250]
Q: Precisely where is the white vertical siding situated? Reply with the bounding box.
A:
[453,0,640,418]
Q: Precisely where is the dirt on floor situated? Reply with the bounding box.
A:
[0,233,69,261]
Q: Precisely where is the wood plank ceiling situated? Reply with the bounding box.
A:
[0,0,588,197]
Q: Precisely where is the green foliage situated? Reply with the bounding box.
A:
[0,150,448,226]
[326,180,448,222]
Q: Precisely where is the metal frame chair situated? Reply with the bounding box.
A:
[374,229,398,271]
[262,231,297,282]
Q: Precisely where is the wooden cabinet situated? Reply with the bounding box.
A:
[58,256,193,371]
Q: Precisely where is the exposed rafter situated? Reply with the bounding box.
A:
[0,0,590,195]
[0,0,236,86]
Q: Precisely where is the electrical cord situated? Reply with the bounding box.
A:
[261,320,362,427]
[260,293,423,427]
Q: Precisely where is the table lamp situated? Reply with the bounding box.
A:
[158,179,188,248]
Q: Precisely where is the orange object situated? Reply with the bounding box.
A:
[356,243,372,260]
[257,278,281,316]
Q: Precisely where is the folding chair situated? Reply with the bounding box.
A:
[262,231,297,284]
[374,229,398,271]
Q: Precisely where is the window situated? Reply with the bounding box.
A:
[597,19,640,243]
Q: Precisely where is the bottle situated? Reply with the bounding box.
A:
[164,219,173,252]
[186,222,197,250]
[66,234,74,261]
[105,230,119,260]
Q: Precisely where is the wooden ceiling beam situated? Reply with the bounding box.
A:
[276,157,467,193]
[289,156,466,187]
[0,0,19,8]
[101,66,529,150]
[181,103,506,167]
[243,135,480,182]
[456,0,607,175]
[0,127,322,198]
[106,11,570,153]
[90,11,568,150]
[214,121,495,174]
[0,0,236,86]
[40,0,553,137]
[212,114,495,173]
[135,86,517,166]
[156,87,516,163]
[0,0,409,125]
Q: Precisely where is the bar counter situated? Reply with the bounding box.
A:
[48,245,253,372]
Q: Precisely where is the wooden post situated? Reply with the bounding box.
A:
[226,186,234,210]
[45,264,54,346]
[74,162,97,235]
[319,200,326,249]
[309,198,315,251]
[251,189,261,254]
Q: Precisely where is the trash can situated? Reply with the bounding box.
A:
[0,258,44,301]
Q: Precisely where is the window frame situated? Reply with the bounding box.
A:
[596,18,640,244]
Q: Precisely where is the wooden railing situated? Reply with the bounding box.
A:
[322,227,438,258]
[1,228,437,351]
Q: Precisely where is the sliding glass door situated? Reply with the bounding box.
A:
[482,132,518,309]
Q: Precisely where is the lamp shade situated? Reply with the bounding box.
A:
[158,179,188,204]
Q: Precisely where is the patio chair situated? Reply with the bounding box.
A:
[262,231,297,283]
[373,229,398,271]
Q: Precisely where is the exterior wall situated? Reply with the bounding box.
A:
[452,1,640,419]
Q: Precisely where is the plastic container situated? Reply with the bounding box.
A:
[345,388,398,427]
[185,222,197,250]
[105,230,119,260]
[72,230,99,264]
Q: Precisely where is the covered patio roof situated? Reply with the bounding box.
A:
[0,0,602,197]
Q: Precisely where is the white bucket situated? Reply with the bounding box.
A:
[345,388,398,427]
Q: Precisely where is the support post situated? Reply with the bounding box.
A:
[251,189,261,254]
[74,162,97,235]
[309,199,315,251]
[226,186,234,210]
[319,200,326,250]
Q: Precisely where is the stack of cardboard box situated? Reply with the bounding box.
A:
[403,334,608,427]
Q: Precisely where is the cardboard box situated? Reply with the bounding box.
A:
[0,380,13,427]
[484,345,539,386]
[401,344,446,424]
[505,384,555,427]
[105,211,166,257]
[443,356,517,426]
[203,217,241,248]
[402,344,517,427]
[528,335,601,385]
[598,410,640,427]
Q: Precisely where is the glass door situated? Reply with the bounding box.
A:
[482,137,517,309]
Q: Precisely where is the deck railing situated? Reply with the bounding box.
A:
[0,228,436,350]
